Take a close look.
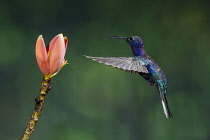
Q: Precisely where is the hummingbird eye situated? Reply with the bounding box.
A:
[127,37,134,41]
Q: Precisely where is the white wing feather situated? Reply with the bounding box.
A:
[84,55,148,73]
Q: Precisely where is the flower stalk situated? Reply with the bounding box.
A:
[21,76,51,140]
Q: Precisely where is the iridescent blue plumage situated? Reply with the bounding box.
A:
[84,36,172,118]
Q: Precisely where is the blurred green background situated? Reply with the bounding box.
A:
[1,0,210,140]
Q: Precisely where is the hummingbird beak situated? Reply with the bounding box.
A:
[105,36,126,40]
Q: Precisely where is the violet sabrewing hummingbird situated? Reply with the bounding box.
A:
[84,36,172,118]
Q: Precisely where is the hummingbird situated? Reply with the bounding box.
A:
[84,36,172,118]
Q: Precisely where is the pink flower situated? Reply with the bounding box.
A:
[35,34,68,77]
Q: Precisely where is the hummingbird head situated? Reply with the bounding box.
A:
[106,36,145,56]
[125,36,144,48]
[106,36,144,48]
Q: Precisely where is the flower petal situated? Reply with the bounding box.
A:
[64,36,68,50]
[35,35,49,75]
[48,34,66,74]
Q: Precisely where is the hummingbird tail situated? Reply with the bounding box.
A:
[158,86,173,118]
[161,93,173,118]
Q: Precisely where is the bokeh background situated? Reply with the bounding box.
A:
[1,0,210,140]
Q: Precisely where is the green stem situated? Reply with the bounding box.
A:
[20,76,52,140]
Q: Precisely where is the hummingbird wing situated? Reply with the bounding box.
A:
[84,55,148,73]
